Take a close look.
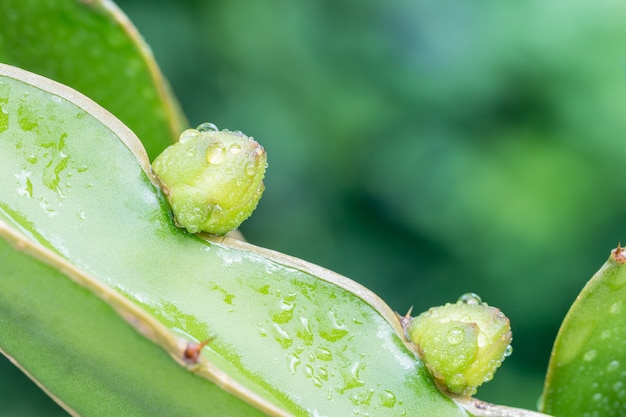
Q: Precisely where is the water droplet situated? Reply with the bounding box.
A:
[315,347,333,361]
[339,360,365,393]
[15,170,33,198]
[448,373,467,391]
[613,381,624,392]
[351,389,374,406]
[458,293,482,305]
[592,392,603,402]
[446,327,465,345]
[257,324,268,337]
[504,344,513,357]
[319,310,348,342]
[229,143,242,154]
[584,349,597,361]
[179,128,200,143]
[26,154,37,164]
[288,354,300,374]
[272,323,293,349]
[318,366,329,381]
[608,360,620,372]
[272,299,295,324]
[296,317,314,345]
[245,161,258,177]
[304,364,323,387]
[601,330,611,340]
[610,301,622,315]
[186,148,197,157]
[0,105,7,134]
[206,143,226,164]
[39,198,57,217]
[379,390,397,408]
[196,122,218,132]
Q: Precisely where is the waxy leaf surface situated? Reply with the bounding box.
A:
[0,64,468,416]
[541,247,626,416]
[0,233,265,417]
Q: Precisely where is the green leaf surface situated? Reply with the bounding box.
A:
[0,0,186,159]
[0,64,471,416]
[0,230,266,417]
[540,246,626,416]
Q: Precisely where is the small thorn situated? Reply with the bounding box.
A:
[395,306,414,330]
[613,242,626,263]
[183,337,213,364]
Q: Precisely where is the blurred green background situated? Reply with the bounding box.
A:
[3,0,626,415]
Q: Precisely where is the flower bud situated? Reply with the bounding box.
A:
[405,294,512,396]
[152,123,267,235]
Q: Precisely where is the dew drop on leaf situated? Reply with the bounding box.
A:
[315,347,333,361]
[583,349,597,361]
[379,390,397,408]
[229,143,242,154]
[610,301,622,314]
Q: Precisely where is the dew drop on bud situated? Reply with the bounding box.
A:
[245,162,257,177]
[197,122,218,132]
[446,327,465,345]
[504,344,513,357]
[179,128,200,144]
[458,292,482,305]
[206,143,226,165]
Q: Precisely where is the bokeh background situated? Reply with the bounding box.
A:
[3,0,626,414]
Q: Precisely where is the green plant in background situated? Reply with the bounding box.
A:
[1,1,626,416]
